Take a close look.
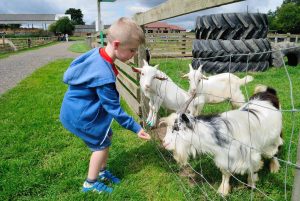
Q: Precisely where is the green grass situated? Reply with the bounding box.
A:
[69,36,86,41]
[0,41,59,60]
[0,58,299,200]
[0,59,191,201]
[68,42,91,53]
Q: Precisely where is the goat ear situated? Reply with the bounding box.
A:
[189,64,193,72]
[201,74,208,80]
[198,64,203,71]
[180,113,190,124]
[143,59,148,66]
[131,67,141,74]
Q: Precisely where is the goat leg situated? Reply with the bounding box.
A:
[218,171,231,196]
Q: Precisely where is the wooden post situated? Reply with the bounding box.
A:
[182,34,186,55]
[292,133,300,201]
[138,25,149,126]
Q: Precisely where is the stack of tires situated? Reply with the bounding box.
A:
[192,13,272,73]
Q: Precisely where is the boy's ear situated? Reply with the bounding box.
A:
[112,40,121,49]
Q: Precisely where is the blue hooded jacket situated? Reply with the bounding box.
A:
[60,48,142,148]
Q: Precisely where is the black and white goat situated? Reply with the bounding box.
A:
[162,85,283,196]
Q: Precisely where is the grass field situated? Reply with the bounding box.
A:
[0,57,299,200]
[68,41,91,53]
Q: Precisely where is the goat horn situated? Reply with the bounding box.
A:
[158,120,167,127]
[178,91,197,114]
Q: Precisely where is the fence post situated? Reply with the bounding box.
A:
[182,34,186,55]
[138,25,148,126]
[292,133,300,201]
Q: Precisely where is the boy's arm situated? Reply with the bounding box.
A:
[96,83,142,134]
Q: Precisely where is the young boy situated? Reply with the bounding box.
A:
[60,17,151,193]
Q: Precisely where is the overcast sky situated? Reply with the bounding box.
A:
[0,0,283,29]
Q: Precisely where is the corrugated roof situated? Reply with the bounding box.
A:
[0,14,56,21]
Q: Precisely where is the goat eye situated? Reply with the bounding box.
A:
[141,73,144,76]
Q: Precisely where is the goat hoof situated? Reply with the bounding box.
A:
[218,185,230,196]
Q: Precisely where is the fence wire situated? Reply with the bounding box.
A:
[139,46,300,201]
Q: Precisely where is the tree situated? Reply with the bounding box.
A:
[283,0,300,5]
[267,10,280,32]
[276,3,300,33]
[65,8,85,25]
[48,17,75,35]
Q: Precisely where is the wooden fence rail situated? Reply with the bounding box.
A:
[267,34,299,43]
[115,59,141,116]
[0,36,57,53]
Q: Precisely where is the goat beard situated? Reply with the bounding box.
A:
[173,150,189,166]
[173,143,197,166]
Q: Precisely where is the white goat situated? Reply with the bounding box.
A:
[132,60,205,127]
[162,85,283,196]
[183,64,254,108]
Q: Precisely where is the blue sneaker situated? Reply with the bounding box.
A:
[99,170,121,184]
[82,181,113,193]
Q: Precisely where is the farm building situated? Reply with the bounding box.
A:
[144,21,185,34]
[73,25,96,36]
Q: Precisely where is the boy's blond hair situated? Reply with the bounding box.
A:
[107,17,145,45]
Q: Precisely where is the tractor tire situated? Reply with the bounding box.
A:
[195,13,268,40]
[192,38,272,62]
[191,59,270,73]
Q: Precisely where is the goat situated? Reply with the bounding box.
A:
[162,85,283,196]
[182,64,254,108]
[132,60,205,127]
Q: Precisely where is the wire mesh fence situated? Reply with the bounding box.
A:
[139,46,300,201]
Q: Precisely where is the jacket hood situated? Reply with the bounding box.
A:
[63,48,116,87]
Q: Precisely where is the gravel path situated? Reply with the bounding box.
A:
[0,42,81,95]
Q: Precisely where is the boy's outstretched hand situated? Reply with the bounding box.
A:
[137,129,151,140]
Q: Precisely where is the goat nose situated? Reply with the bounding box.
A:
[145,84,150,88]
